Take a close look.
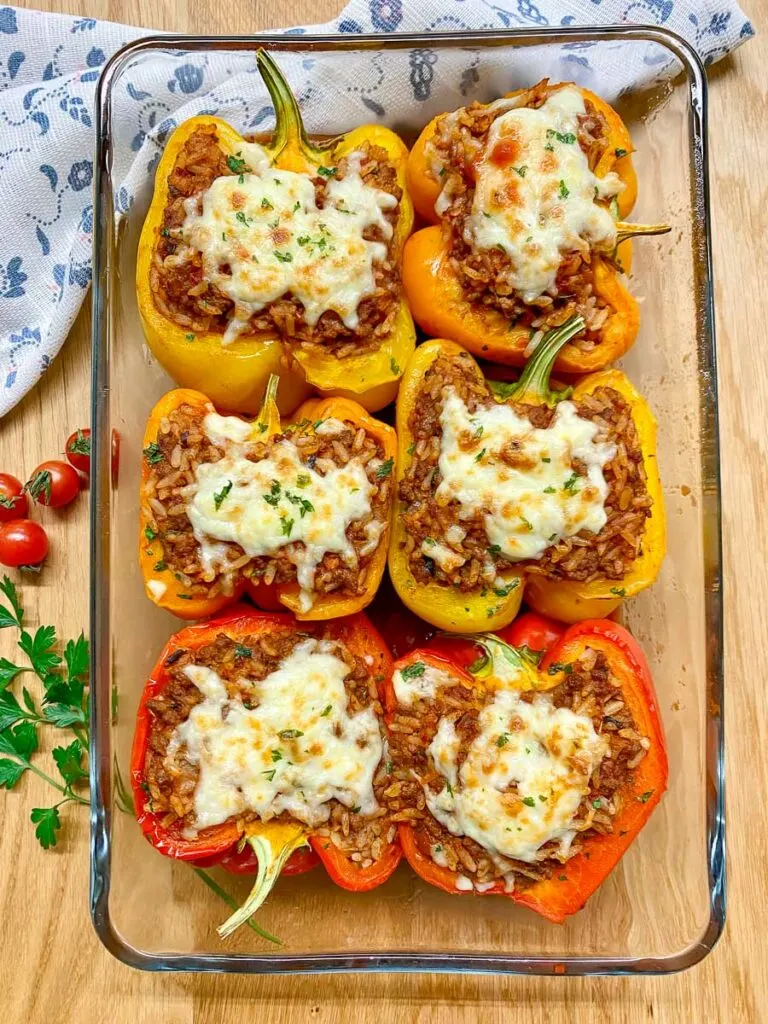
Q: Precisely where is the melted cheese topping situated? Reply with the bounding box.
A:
[181,143,398,343]
[444,86,623,302]
[424,667,609,864]
[166,638,383,831]
[436,389,616,560]
[183,411,378,611]
[393,662,456,707]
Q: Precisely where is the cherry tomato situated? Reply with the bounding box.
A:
[65,428,91,475]
[0,520,49,568]
[503,612,565,656]
[25,460,81,508]
[0,474,28,523]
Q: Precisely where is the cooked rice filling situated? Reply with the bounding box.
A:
[143,629,396,867]
[399,351,651,592]
[426,80,622,346]
[152,125,403,357]
[387,648,649,889]
[142,403,391,608]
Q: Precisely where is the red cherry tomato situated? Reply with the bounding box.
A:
[0,474,28,523]
[65,428,91,475]
[503,612,565,656]
[25,460,81,508]
[0,520,49,568]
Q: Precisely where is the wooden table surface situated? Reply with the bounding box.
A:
[1,0,765,1020]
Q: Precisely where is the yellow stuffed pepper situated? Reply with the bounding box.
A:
[137,49,415,415]
[389,317,665,629]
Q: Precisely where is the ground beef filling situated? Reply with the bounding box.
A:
[386,649,649,889]
[151,125,402,358]
[142,403,391,602]
[428,80,618,349]
[399,352,651,591]
[143,628,395,869]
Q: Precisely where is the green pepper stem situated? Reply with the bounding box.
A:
[256,49,334,160]
[615,221,671,244]
[493,316,585,407]
[217,832,306,939]
[437,632,541,680]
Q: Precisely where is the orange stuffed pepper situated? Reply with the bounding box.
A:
[140,376,396,621]
[403,79,668,372]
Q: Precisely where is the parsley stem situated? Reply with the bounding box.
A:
[193,869,282,945]
[25,761,88,801]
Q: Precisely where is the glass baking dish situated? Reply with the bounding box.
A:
[89,27,723,975]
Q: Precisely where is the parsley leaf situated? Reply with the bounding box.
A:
[19,626,61,679]
[296,473,310,488]
[547,129,576,144]
[637,789,654,803]
[615,148,628,158]
[273,250,292,263]
[558,180,570,199]
[400,662,426,681]
[376,457,394,479]
[143,442,164,465]
[562,472,580,493]
[522,796,536,807]
[278,729,304,740]
[263,480,282,507]
[227,154,248,175]
[234,644,253,659]
[390,358,400,375]
[317,166,337,178]
[213,480,233,511]
[31,806,62,849]
[235,211,249,226]
[144,525,157,543]
[280,517,294,537]
[52,740,87,787]
[0,658,25,691]
[496,733,509,748]
[320,704,333,717]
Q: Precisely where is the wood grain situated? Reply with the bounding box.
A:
[1,0,766,1020]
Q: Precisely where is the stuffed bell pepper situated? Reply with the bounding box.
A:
[403,79,669,371]
[137,49,415,415]
[389,317,665,628]
[140,375,396,621]
[385,621,667,922]
[131,607,401,937]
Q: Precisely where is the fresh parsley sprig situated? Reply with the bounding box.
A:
[0,575,89,849]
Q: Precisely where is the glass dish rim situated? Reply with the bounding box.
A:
[89,24,724,977]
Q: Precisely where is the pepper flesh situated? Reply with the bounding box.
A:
[130,606,401,887]
[388,323,665,626]
[140,376,396,621]
[403,82,665,372]
[389,622,667,922]
[137,50,415,415]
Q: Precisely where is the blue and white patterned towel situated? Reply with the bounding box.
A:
[0,1,753,416]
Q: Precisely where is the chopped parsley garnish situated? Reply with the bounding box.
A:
[544,142,555,152]
[160,228,170,237]
[513,165,528,177]
[293,200,301,212]
[558,180,570,199]
[263,480,281,506]
[377,457,394,479]
[434,844,443,852]
[543,486,556,494]
[610,586,627,597]
[474,425,484,439]
[496,733,509,748]
[390,357,400,375]
[258,422,268,433]
[317,166,337,178]
[385,761,393,774]
[280,517,294,537]
[487,544,502,557]
[261,197,274,210]
[235,211,249,226]
[262,769,277,781]
[144,525,157,542]
[234,644,252,659]
[486,606,500,618]
[615,147,628,158]
[547,129,576,144]
[558,874,568,882]
[143,442,163,465]
[153,561,166,572]
[177,593,192,600]
[493,580,519,598]
[522,796,536,807]
[213,480,233,511]
[297,235,311,246]
[286,491,314,518]
[424,537,436,546]
[474,448,487,463]
[320,704,333,717]
[548,532,558,543]
[547,661,573,676]
[445,782,453,796]
[271,749,283,763]
[227,154,247,174]
[539,794,548,803]
[185,333,195,341]
[312,420,325,430]
[400,661,426,681]
[541,456,551,463]
[520,516,533,531]
[296,473,311,488]
[637,789,654,803]
[274,250,292,263]
[407,442,415,456]
[562,472,580,493]
[592,798,602,809]
[278,729,304,740]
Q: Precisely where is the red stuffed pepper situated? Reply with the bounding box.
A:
[131,605,401,936]
[385,619,667,923]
